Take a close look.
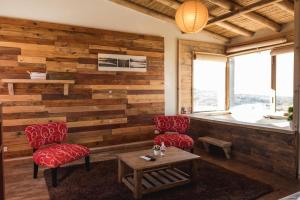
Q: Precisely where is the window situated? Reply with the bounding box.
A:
[230,51,272,116]
[192,55,226,112]
[276,52,294,112]
[191,48,294,129]
[192,50,294,116]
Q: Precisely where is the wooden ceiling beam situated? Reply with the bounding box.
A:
[110,0,174,24]
[213,22,253,37]
[208,15,254,37]
[109,0,229,42]
[207,0,282,32]
[208,0,284,26]
[154,0,254,36]
[274,0,294,15]
[207,0,234,10]
[155,0,180,9]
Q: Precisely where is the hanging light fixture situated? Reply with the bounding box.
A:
[175,0,209,33]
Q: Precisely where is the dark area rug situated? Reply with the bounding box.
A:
[44,159,273,200]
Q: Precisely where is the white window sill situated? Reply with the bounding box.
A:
[189,112,294,134]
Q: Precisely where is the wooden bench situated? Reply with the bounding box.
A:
[198,137,232,159]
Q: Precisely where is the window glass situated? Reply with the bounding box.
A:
[193,57,226,112]
[276,52,294,112]
[230,51,271,116]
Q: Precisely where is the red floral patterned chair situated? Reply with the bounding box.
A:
[153,115,194,152]
[25,122,90,187]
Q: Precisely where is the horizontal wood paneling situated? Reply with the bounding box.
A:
[190,119,297,178]
[0,16,164,158]
[177,39,225,114]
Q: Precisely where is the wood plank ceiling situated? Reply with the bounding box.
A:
[110,0,294,42]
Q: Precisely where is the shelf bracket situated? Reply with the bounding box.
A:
[7,83,14,95]
[63,84,69,96]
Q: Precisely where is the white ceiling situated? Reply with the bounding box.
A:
[0,0,224,44]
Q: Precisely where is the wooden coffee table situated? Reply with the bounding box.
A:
[117,147,200,199]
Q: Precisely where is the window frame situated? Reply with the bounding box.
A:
[192,53,228,113]
[229,50,273,114]
[191,50,294,115]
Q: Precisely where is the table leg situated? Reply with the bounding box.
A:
[191,160,198,183]
[118,159,125,183]
[133,169,143,199]
[223,147,231,159]
[203,143,210,152]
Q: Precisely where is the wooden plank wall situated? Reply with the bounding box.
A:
[0,17,165,158]
[177,39,225,114]
[190,119,297,178]
[0,103,4,199]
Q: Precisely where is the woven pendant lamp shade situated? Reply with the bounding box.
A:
[175,0,209,33]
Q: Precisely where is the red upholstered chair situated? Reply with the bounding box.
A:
[25,122,90,187]
[153,115,194,152]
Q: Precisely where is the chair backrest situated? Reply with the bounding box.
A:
[154,115,190,134]
[25,122,68,149]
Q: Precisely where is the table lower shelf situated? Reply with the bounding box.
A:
[122,168,190,195]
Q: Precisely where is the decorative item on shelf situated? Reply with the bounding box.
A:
[160,142,166,156]
[181,106,188,114]
[287,106,293,129]
[27,71,47,80]
[152,144,161,156]
[175,0,209,33]
[98,53,147,72]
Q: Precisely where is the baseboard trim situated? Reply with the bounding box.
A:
[91,140,153,153]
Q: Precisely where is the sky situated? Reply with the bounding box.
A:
[234,50,271,96]
[276,52,294,97]
[234,51,293,97]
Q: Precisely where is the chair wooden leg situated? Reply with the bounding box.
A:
[203,143,210,152]
[223,147,231,159]
[85,156,90,171]
[190,148,194,154]
[33,163,39,179]
[52,168,58,187]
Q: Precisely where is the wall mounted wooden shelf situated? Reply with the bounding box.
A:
[1,79,75,96]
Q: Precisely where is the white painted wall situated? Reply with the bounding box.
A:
[0,0,225,114]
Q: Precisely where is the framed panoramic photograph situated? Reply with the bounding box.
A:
[98,54,147,72]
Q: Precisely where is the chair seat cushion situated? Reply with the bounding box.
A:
[33,143,90,168]
[154,134,194,149]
